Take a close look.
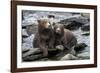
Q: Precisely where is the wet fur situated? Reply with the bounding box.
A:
[54,24,77,54]
[33,19,55,57]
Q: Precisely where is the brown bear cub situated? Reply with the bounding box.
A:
[54,24,77,55]
[33,19,55,57]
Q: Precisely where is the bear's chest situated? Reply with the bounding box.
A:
[39,28,52,39]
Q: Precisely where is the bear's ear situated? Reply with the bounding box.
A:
[37,20,41,23]
[60,24,64,33]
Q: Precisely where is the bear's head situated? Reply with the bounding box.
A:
[54,24,64,37]
[37,19,52,29]
[37,19,53,34]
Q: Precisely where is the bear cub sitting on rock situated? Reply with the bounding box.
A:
[54,23,77,55]
[33,19,55,57]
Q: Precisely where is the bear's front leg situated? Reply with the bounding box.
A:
[48,39,54,49]
[39,40,48,57]
[63,43,76,56]
[69,46,76,55]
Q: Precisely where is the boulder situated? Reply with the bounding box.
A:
[22,54,42,61]
[81,32,90,36]
[22,34,35,52]
[22,22,33,29]
[48,14,55,19]
[81,24,90,31]
[39,58,50,61]
[22,43,33,52]
[61,54,78,60]
[74,43,87,52]
[64,21,84,30]
[77,52,90,59]
[22,29,29,38]
[22,47,62,61]
[58,15,89,30]
[59,16,89,25]
[55,45,64,51]
[81,13,90,19]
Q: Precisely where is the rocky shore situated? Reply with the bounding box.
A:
[22,11,90,61]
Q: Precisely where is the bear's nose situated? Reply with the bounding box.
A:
[46,23,51,28]
[56,28,60,31]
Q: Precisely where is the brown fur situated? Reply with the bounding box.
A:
[33,19,55,57]
[54,24,77,52]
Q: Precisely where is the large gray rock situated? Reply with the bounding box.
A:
[58,15,89,30]
[63,21,84,30]
[55,45,64,51]
[59,16,89,24]
[81,24,90,31]
[74,43,87,52]
[81,31,90,36]
[26,24,38,35]
[77,52,90,59]
[22,34,35,52]
[81,13,90,19]
[61,54,78,60]
[22,29,29,37]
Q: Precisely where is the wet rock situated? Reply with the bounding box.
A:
[48,14,55,19]
[72,13,80,15]
[26,25,33,35]
[74,43,87,52]
[26,24,38,35]
[22,43,33,52]
[81,32,90,36]
[23,34,34,43]
[22,23,38,35]
[64,21,84,30]
[70,48,76,55]
[22,54,43,61]
[59,16,89,25]
[22,34,35,52]
[81,13,90,19]
[59,15,80,24]
[76,16,89,24]
[58,15,89,30]
[22,22,33,28]
[22,29,29,38]
[77,52,90,59]
[81,24,90,31]
[22,47,61,60]
[61,54,78,60]
[55,45,64,51]
[22,48,40,58]
[22,29,29,43]
[39,58,50,61]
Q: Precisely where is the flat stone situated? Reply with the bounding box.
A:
[55,45,64,51]
[61,54,78,60]
[81,24,90,31]
[77,52,90,59]
[22,29,29,37]
[74,43,87,52]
